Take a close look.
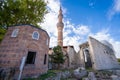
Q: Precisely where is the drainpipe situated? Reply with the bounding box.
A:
[18,56,26,80]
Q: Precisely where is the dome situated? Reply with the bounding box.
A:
[101,40,114,50]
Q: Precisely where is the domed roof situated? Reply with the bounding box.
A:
[101,40,113,50]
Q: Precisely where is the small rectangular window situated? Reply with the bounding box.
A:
[46,39,49,45]
[26,51,36,64]
[44,54,47,65]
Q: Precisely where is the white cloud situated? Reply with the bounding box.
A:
[89,29,110,40]
[44,0,60,13]
[49,36,57,48]
[89,29,120,58]
[42,0,90,51]
[73,25,90,35]
[63,22,90,51]
[42,0,120,58]
[108,0,120,20]
[63,35,82,51]
[41,0,60,47]
[114,0,120,12]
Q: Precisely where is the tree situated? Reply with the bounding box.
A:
[0,0,47,42]
[0,0,47,28]
[50,45,65,69]
[0,28,6,42]
[117,58,120,63]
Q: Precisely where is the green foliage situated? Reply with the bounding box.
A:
[0,28,6,42]
[23,78,34,80]
[0,0,47,42]
[23,70,56,80]
[39,70,56,80]
[86,67,93,71]
[117,58,120,63]
[50,45,65,69]
[0,0,47,28]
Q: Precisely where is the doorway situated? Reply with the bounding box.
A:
[83,49,92,68]
[26,51,36,64]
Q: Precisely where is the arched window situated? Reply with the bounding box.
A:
[32,31,39,40]
[11,29,19,37]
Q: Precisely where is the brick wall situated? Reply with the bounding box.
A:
[0,25,49,78]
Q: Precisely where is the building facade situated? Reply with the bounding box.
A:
[78,37,120,70]
[62,46,77,69]
[48,46,77,69]
[0,25,49,78]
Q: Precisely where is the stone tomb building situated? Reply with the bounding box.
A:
[0,25,49,78]
[78,37,119,70]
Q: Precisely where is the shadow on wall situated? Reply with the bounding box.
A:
[0,67,16,80]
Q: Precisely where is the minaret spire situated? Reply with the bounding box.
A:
[57,6,64,47]
[58,6,63,23]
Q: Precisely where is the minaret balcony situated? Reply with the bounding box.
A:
[57,22,64,28]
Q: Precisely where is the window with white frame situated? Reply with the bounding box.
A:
[11,29,19,37]
[32,31,39,40]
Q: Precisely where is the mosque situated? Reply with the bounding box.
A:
[49,7,120,70]
[48,7,77,69]
[0,6,119,79]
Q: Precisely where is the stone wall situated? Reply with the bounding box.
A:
[88,37,119,70]
[0,25,50,78]
[74,52,81,67]
[48,46,77,69]
[67,46,76,68]
[78,42,89,68]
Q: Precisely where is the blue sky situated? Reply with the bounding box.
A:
[62,0,120,40]
[42,0,120,58]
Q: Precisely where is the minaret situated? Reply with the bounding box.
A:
[57,7,64,47]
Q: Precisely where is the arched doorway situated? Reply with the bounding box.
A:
[83,49,92,68]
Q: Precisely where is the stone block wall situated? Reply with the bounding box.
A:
[0,25,50,78]
[88,37,119,70]
[67,46,76,68]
